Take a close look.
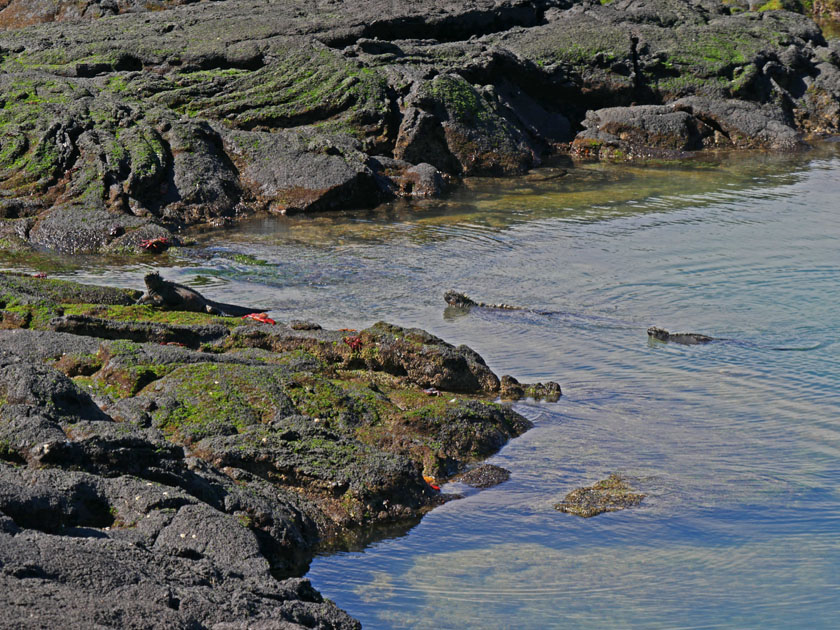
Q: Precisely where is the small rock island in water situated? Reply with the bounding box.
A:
[555,474,647,518]
[2,0,840,626]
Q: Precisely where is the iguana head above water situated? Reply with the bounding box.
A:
[444,290,478,308]
[647,326,715,344]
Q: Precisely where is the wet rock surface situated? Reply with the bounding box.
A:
[555,474,646,517]
[500,375,563,401]
[455,463,512,488]
[0,271,537,628]
[1,1,839,254]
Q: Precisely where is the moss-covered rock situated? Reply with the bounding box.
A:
[1,1,838,250]
[0,271,551,629]
[0,271,534,537]
[555,474,646,517]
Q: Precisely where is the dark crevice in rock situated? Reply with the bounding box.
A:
[324,2,563,48]
[39,122,84,189]
[1,483,116,534]
[72,53,143,77]
[4,564,53,580]
[173,548,203,560]
[382,85,403,157]
[254,526,311,579]
[688,111,732,142]
[0,446,26,465]
[205,124,243,204]
[630,34,642,93]
[114,52,144,72]
[145,134,181,216]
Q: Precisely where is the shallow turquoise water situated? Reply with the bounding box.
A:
[22,144,840,628]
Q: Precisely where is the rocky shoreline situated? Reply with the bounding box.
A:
[2,2,840,626]
[1,1,840,256]
[0,271,552,628]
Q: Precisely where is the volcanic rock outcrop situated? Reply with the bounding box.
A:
[0,1,839,253]
[0,271,534,628]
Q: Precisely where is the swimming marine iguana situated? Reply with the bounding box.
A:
[444,290,527,311]
[445,293,813,351]
[137,272,261,317]
[646,326,717,345]
[445,291,720,346]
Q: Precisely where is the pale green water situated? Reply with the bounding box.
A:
[12,144,840,629]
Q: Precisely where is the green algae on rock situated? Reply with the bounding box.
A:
[555,474,646,517]
[0,271,532,538]
[0,269,544,626]
[1,1,840,254]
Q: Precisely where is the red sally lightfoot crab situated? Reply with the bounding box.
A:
[139,237,171,254]
[242,312,276,325]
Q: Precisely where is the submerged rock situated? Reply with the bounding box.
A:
[555,474,646,518]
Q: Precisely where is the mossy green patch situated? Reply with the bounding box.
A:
[150,44,388,138]
[148,363,296,443]
[284,374,379,428]
[428,75,491,125]
[270,349,326,370]
[555,474,646,517]
[105,75,130,94]
[0,295,62,329]
[0,438,24,464]
[757,0,808,11]
[107,363,180,397]
[236,512,253,528]
[230,253,270,266]
[61,302,241,327]
[0,273,140,306]
[73,375,125,402]
[52,351,103,377]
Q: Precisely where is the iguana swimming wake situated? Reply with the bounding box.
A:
[445,291,724,347]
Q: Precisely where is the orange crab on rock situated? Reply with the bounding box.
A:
[242,312,276,325]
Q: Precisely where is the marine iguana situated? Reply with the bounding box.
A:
[445,291,721,347]
[444,290,526,311]
[446,293,815,353]
[137,272,261,317]
[444,292,563,399]
[646,326,717,345]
